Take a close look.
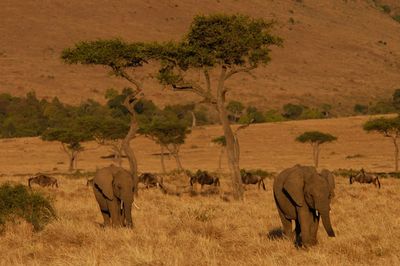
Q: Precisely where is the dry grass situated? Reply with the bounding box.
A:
[1,116,400,265]
[1,175,399,265]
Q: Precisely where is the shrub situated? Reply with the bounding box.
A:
[0,183,56,232]
[300,107,325,120]
[381,5,391,14]
[282,103,303,119]
[392,15,400,23]
[369,100,395,114]
[264,109,285,122]
[354,104,369,114]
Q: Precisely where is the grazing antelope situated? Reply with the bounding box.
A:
[189,170,220,189]
[349,169,381,188]
[28,174,58,188]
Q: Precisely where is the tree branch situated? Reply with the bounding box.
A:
[224,65,257,81]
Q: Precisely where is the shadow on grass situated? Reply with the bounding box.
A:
[259,227,285,240]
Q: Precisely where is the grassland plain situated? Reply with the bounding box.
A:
[1,116,400,265]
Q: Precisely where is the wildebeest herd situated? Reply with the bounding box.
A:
[27,165,381,247]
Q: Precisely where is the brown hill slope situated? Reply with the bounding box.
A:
[1,0,400,113]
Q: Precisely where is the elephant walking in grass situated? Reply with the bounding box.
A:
[273,165,336,247]
[93,164,136,228]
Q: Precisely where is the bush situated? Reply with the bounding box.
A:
[0,183,56,232]
[381,5,391,14]
[282,103,303,119]
[354,104,369,115]
[369,100,395,114]
[300,107,325,120]
[392,15,400,23]
[238,106,266,124]
[264,109,285,122]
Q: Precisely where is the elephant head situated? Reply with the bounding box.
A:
[283,166,335,238]
[94,165,134,228]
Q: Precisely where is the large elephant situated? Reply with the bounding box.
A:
[273,165,335,247]
[93,164,135,228]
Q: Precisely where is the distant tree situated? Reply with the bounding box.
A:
[226,101,245,122]
[212,135,226,170]
[140,110,191,172]
[364,116,400,172]
[392,89,400,112]
[354,104,369,115]
[150,14,282,200]
[239,106,266,124]
[62,39,151,191]
[296,131,337,168]
[41,124,92,171]
[283,103,303,119]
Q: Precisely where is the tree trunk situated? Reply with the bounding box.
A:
[190,111,196,128]
[393,137,399,172]
[218,147,225,171]
[311,143,319,168]
[168,144,184,171]
[69,155,74,172]
[216,66,243,200]
[160,145,166,173]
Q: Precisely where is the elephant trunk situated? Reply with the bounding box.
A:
[321,211,335,237]
[123,201,133,228]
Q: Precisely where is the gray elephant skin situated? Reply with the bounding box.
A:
[93,164,135,228]
[273,165,335,246]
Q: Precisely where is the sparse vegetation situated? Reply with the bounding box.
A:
[0,183,56,232]
[296,131,337,168]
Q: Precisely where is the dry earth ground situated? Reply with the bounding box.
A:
[1,116,400,265]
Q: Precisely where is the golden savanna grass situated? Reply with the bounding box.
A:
[1,116,400,265]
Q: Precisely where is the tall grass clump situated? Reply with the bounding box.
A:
[0,183,56,232]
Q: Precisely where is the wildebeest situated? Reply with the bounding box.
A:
[28,174,58,188]
[241,170,266,190]
[349,169,381,188]
[189,170,220,189]
[139,173,163,189]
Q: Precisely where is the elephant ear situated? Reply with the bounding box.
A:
[320,169,335,199]
[283,170,305,207]
[94,167,114,200]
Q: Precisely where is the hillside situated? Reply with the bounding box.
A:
[1,0,400,113]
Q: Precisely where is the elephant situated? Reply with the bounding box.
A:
[93,164,135,228]
[273,165,335,247]
[349,169,381,188]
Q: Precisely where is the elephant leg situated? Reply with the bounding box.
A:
[94,187,111,227]
[298,207,316,247]
[277,206,294,240]
[109,199,123,227]
[294,219,302,246]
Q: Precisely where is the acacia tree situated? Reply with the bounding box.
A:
[296,131,337,168]
[140,110,191,172]
[62,39,150,191]
[151,14,282,200]
[364,117,400,172]
[41,126,92,171]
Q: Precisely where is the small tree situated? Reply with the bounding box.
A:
[151,14,282,200]
[226,101,245,122]
[212,135,226,170]
[296,131,337,168]
[363,117,400,172]
[62,39,151,192]
[41,125,92,171]
[140,110,191,172]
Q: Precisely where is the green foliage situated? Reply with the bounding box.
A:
[61,39,150,76]
[354,104,369,115]
[153,14,282,85]
[363,116,400,135]
[296,131,337,144]
[212,135,226,146]
[226,100,245,118]
[0,183,56,232]
[393,89,400,111]
[238,106,266,124]
[368,100,396,114]
[78,115,129,143]
[139,109,191,146]
[299,107,325,120]
[392,15,400,23]
[282,103,303,119]
[264,109,286,122]
[381,5,391,13]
